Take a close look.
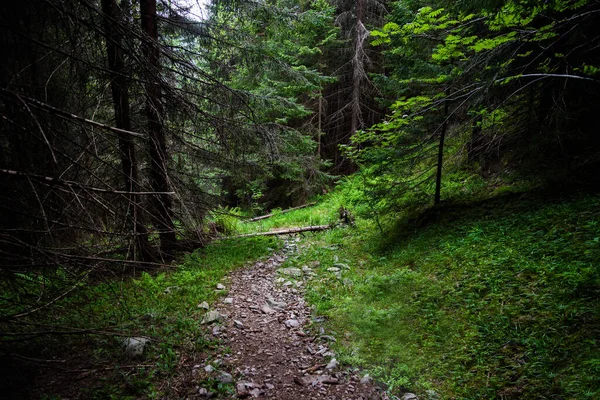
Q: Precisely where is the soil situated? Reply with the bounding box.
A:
[204,239,388,400]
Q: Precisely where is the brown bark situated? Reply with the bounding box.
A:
[467,114,483,163]
[435,100,449,206]
[226,225,330,239]
[101,0,153,261]
[140,0,177,257]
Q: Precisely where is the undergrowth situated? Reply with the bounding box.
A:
[206,191,345,236]
[289,188,600,399]
[2,236,280,399]
[7,173,600,399]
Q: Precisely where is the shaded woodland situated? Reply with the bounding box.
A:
[1,0,600,397]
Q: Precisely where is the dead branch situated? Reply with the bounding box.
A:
[0,88,145,138]
[247,202,317,222]
[0,169,174,195]
[224,225,331,239]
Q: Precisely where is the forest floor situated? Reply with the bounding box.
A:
[5,185,600,399]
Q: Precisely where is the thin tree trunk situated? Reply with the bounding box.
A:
[101,0,152,261]
[140,0,177,257]
[435,99,449,206]
[350,0,367,137]
[467,114,483,163]
[317,95,322,156]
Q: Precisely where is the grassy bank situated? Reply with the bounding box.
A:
[275,187,600,399]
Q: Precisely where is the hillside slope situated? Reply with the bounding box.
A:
[275,190,600,399]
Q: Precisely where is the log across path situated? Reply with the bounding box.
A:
[202,239,388,399]
[227,225,331,239]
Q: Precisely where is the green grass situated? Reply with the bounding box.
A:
[279,190,600,399]
[7,174,600,399]
[3,236,280,399]
[208,191,346,236]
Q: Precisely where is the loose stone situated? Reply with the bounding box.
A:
[279,267,302,277]
[201,310,225,324]
[326,358,339,370]
[218,372,233,383]
[261,304,275,314]
[234,320,245,329]
[285,319,300,328]
[122,337,150,357]
[266,298,287,310]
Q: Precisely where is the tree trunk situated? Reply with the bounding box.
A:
[467,114,483,163]
[317,95,322,156]
[140,0,177,257]
[101,0,153,261]
[434,99,449,206]
[350,0,367,137]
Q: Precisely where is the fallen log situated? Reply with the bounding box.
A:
[224,224,330,239]
[247,202,316,222]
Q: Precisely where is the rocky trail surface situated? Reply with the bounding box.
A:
[197,239,388,400]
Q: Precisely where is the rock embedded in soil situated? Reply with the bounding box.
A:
[326,358,339,370]
[285,319,300,328]
[218,372,233,383]
[402,393,419,400]
[201,310,225,324]
[122,337,150,357]
[198,301,210,309]
[334,263,350,269]
[216,283,226,290]
[279,267,302,277]
[236,382,250,398]
[234,320,245,329]
[223,297,234,304]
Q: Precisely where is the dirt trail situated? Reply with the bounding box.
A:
[210,239,387,399]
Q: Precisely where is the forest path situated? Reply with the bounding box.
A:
[210,238,387,400]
